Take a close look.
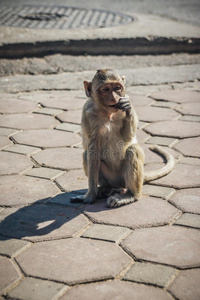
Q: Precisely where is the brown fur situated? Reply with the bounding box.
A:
[71,69,174,208]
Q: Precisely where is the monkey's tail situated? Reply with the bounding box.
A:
[144,145,175,183]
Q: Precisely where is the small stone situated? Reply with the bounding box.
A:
[55,122,81,133]
[168,269,200,300]
[169,188,200,214]
[175,213,200,229]
[0,256,21,294]
[124,262,177,287]
[4,144,40,155]
[8,277,66,300]
[143,184,175,199]
[0,236,31,257]
[82,224,130,243]
[25,167,64,180]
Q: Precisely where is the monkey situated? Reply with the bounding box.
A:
[71,69,174,208]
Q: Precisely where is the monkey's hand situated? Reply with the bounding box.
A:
[117,97,131,112]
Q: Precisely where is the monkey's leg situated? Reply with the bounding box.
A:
[106,144,144,208]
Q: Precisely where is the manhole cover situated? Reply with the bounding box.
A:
[0,5,134,29]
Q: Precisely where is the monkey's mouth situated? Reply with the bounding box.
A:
[109,103,118,108]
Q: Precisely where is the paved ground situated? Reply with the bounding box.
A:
[0,1,200,299]
[0,57,200,299]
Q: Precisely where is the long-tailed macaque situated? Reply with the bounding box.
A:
[71,69,174,208]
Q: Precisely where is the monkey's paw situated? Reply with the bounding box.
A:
[107,194,134,208]
[70,194,95,204]
[70,194,85,203]
[118,97,131,112]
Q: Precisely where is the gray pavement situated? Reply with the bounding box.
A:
[0,1,200,299]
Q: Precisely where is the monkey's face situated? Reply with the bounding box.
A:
[98,83,124,113]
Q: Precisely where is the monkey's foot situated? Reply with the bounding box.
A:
[106,193,135,208]
[70,194,95,204]
[70,194,85,203]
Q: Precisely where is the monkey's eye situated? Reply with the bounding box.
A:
[101,87,110,93]
[114,86,122,91]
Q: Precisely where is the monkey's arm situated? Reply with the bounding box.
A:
[119,97,138,141]
[71,106,100,204]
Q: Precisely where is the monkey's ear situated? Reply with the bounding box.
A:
[121,76,126,84]
[83,81,92,97]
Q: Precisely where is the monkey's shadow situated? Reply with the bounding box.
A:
[0,190,113,242]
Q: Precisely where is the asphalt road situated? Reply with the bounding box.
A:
[0,0,200,26]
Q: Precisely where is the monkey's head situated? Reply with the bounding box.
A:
[84,69,126,113]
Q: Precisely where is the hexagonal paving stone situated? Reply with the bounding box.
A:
[150,90,200,103]
[57,110,82,125]
[175,102,200,116]
[55,169,87,192]
[173,137,200,157]
[123,262,177,288]
[83,196,179,229]
[8,277,66,300]
[61,280,171,300]
[135,106,180,122]
[129,94,153,106]
[16,238,131,284]
[0,204,89,241]
[0,113,59,130]
[121,226,200,268]
[152,164,200,188]
[0,136,12,149]
[32,148,83,170]
[0,152,32,175]
[145,120,200,138]
[169,188,200,214]
[0,256,21,294]
[168,269,200,300]
[0,175,59,206]
[0,98,36,113]
[0,236,31,257]
[40,95,85,110]
[13,129,81,148]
